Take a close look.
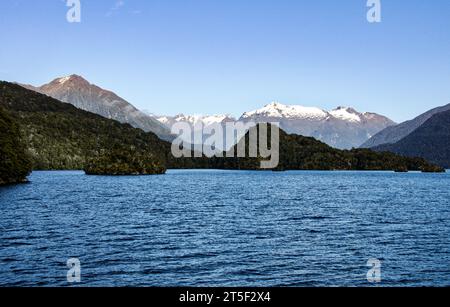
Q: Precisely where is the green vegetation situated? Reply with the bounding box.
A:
[0,106,32,185]
[0,81,168,175]
[0,81,444,175]
[85,145,166,175]
[273,126,445,172]
[172,125,445,172]
[374,109,450,168]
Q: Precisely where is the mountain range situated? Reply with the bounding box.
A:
[1,81,442,175]
[239,102,395,149]
[18,75,396,150]
[15,75,449,166]
[155,102,395,149]
[19,75,174,141]
[154,101,450,168]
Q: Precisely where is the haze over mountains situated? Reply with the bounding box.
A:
[157,102,395,149]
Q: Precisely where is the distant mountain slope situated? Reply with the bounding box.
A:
[238,102,395,149]
[0,81,169,171]
[361,103,450,148]
[373,110,450,168]
[19,75,174,141]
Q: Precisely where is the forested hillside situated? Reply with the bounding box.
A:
[0,81,444,175]
[0,106,32,185]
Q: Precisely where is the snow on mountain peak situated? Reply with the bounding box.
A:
[57,76,72,84]
[329,106,362,122]
[241,102,328,120]
[156,103,388,131]
[156,114,234,127]
[53,75,89,86]
[201,115,232,126]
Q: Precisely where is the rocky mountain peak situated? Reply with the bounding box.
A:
[18,75,174,141]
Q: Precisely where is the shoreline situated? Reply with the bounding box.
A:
[25,168,448,174]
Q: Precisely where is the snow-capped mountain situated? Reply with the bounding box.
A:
[239,102,396,149]
[242,102,328,120]
[242,102,376,123]
[18,75,394,149]
[154,102,394,149]
[154,114,237,150]
[19,75,173,141]
[157,114,236,130]
[329,107,363,122]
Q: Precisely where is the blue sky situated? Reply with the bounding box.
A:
[0,0,449,122]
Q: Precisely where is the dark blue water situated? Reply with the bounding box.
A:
[0,170,449,287]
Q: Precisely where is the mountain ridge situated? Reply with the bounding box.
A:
[373,109,450,168]
[155,102,396,150]
[0,81,169,171]
[0,81,443,174]
[18,75,174,141]
[361,103,450,148]
[18,75,395,149]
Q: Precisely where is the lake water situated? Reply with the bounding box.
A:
[0,170,449,287]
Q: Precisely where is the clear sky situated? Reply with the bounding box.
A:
[0,0,449,122]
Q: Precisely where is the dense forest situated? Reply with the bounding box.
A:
[0,81,444,177]
[0,106,32,185]
[172,124,444,172]
[0,82,169,175]
[84,144,166,176]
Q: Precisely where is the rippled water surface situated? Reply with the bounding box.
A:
[0,170,449,287]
